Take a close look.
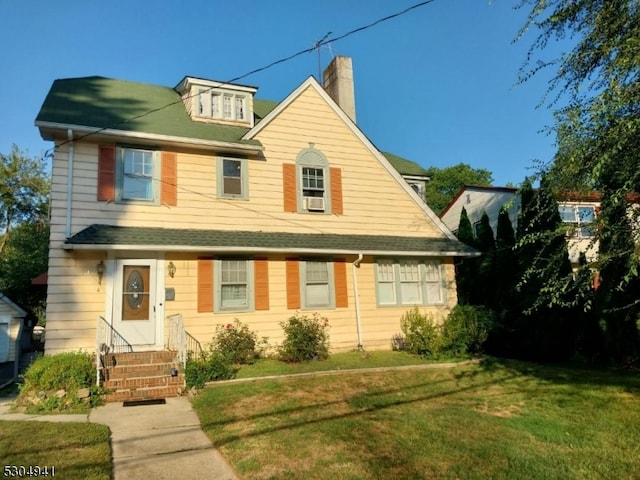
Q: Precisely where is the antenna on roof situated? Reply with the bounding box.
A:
[314,32,332,81]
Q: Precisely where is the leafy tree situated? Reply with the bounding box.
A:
[0,222,49,317]
[518,0,640,362]
[513,176,576,361]
[474,212,497,307]
[486,206,519,356]
[0,145,49,254]
[454,207,477,306]
[425,163,493,214]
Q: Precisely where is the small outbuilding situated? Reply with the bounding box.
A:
[0,292,27,386]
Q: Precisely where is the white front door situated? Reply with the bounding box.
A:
[114,259,157,347]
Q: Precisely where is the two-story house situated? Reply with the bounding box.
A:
[36,57,475,394]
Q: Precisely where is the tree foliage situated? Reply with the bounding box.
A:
[518,0,640,362]
[425,163,493,214]
[0,145,49,254]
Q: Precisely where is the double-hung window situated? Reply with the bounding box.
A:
[117,147,158,203]
[216,259,253,311]
[297,147,330,213]
[376,259,445,306]
[217,157,248,199]
[559,204,596,238]
[301,260,334,308]
[399,260,422,304]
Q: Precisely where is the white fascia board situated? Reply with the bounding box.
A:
[0,292,27,317]
[242,77,457,240]
[36,121,264,154]
[61,243,479,257]
[175,76,258,95]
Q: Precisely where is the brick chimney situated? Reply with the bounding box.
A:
[323,56,356,123]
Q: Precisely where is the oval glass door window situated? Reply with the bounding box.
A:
[122,265,150,321]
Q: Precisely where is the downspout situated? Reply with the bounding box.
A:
[352,253,364,350]
[65,129,74,238]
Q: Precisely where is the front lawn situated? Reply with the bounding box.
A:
[0,421,111,480]
[193,358,640,479]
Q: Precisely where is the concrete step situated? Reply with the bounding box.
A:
[104,385,184,403]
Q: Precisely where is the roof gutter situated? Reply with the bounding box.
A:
[352,253,364,350]
[36,121,264,154]
[65,129,74,238]
[61,243,479,257]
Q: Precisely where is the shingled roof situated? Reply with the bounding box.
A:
[35,76,265,147]
[64,224,478,257]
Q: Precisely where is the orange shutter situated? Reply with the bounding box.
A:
[330,167,343,215]
[283,163,297,212]
[254,258,270,310]
[197,258,214,313]
[286,258,301,309]
[334,259,348,308]
[97,145,116,202]
[161,151,177,206]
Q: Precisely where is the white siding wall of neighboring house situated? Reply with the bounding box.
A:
[440,188,519,235]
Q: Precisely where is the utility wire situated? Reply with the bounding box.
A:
[45,0,436,158]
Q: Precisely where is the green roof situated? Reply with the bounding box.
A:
[65,225,477,256]
[382,152,430,177]
[37,76,427,175]
[36,76,262,146]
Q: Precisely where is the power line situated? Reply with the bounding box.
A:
[45,0,436,158]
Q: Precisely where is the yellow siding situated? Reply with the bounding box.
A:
[44,83,458,354]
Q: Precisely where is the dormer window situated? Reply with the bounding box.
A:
[176,76,257,128]
[197,89,248,123]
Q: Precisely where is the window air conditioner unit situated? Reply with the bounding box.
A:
[304,196,325,211]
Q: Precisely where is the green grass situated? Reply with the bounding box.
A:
[0,421,111,480]
[234,350,470,379]
[193,358,640,479]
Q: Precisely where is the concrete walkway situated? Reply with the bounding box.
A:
[0,394,238,480]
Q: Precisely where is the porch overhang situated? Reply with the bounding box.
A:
[63,224,479,257]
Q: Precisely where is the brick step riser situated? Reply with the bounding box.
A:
[104,352,178,366]
[105,363,178,380]
[104,385,183,403]
[104,375,184,389]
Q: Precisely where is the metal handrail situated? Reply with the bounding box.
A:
[96,316,133,386]
[167,313,203,367]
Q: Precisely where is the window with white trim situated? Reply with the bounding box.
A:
[375,259,445,306]
[301,260,334,309]
[215,259,253,312]
[116,147,159,203]
[297,147,330,213]
[559,204,596,238]
[197,89,248,122]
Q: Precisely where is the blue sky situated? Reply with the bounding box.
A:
[0,0,568,186]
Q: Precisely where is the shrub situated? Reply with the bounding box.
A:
[279,312,330,362]
[400,307,442,357]
[18,351,103,413]
[185,350,236,388]
[212,319,265,364]
[441,305,493,355]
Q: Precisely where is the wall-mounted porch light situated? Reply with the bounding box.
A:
[96,260,105,285]
[167,261,176,278]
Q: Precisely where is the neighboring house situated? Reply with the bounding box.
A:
[35,56,476,358]
[440,185,599,266]
[0,292,26,386]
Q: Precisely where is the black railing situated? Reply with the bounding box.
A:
[96,316,133,386]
